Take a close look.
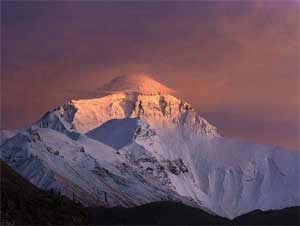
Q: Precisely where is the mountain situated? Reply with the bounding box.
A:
[1,74,299,219]
[2,160,298,225]
[2,160,299,225]
[1,160,88,225]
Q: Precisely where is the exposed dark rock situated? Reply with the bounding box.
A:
[79,146,85,152]
[166,159,189,175]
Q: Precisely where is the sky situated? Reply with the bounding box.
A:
[1,1,299,149]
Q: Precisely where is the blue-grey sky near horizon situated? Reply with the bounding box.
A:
[1,1,299,149]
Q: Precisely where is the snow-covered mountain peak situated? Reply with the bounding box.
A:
[74,93,219,137]
[100,74,174,95]
[2,74,298,220]
[34,75,220,138]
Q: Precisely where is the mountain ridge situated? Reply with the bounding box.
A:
[1,74,299,220]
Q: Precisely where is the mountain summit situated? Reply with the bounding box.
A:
[1,74,299,219]
[100,74,173,95]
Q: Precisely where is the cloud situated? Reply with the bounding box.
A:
[1,1,299,149]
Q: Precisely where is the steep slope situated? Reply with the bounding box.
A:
[1,161,89,225]
[86,117,202,207]
[4,160,297,225]
[0,126,195,209]
[86,117,145,149]
[71,92,219,136]
[87,115,299,218]
[38,75,218,136]
[1,74,299,219]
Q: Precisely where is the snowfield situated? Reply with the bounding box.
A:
[1,74,299,219]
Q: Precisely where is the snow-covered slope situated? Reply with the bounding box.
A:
[0,126,194,208]
[86,117,160,151]
[1,74,299,219]
[85,115,300,218]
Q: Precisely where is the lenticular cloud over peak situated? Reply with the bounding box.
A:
[100,74,174,95]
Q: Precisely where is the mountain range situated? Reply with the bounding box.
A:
[2,160,298,225]
[1,74,299,220]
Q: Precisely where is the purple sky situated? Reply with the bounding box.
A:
[1,1,299,149]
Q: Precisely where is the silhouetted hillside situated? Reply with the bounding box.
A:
[1,161,88,225]
[232,206,299,225]
[88,201,229,225]
[1,161,299,225]
[88,203,299,225]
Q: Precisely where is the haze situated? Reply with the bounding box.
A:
[1,1,299,149]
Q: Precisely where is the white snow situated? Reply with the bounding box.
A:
[1,74,299,219]
[86,118,141,149]
[0,129,20,145]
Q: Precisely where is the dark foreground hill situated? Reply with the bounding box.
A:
[88,203,299,225]
[1,161,299,225]
[0,161,89,225]
[87,202,229,225]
